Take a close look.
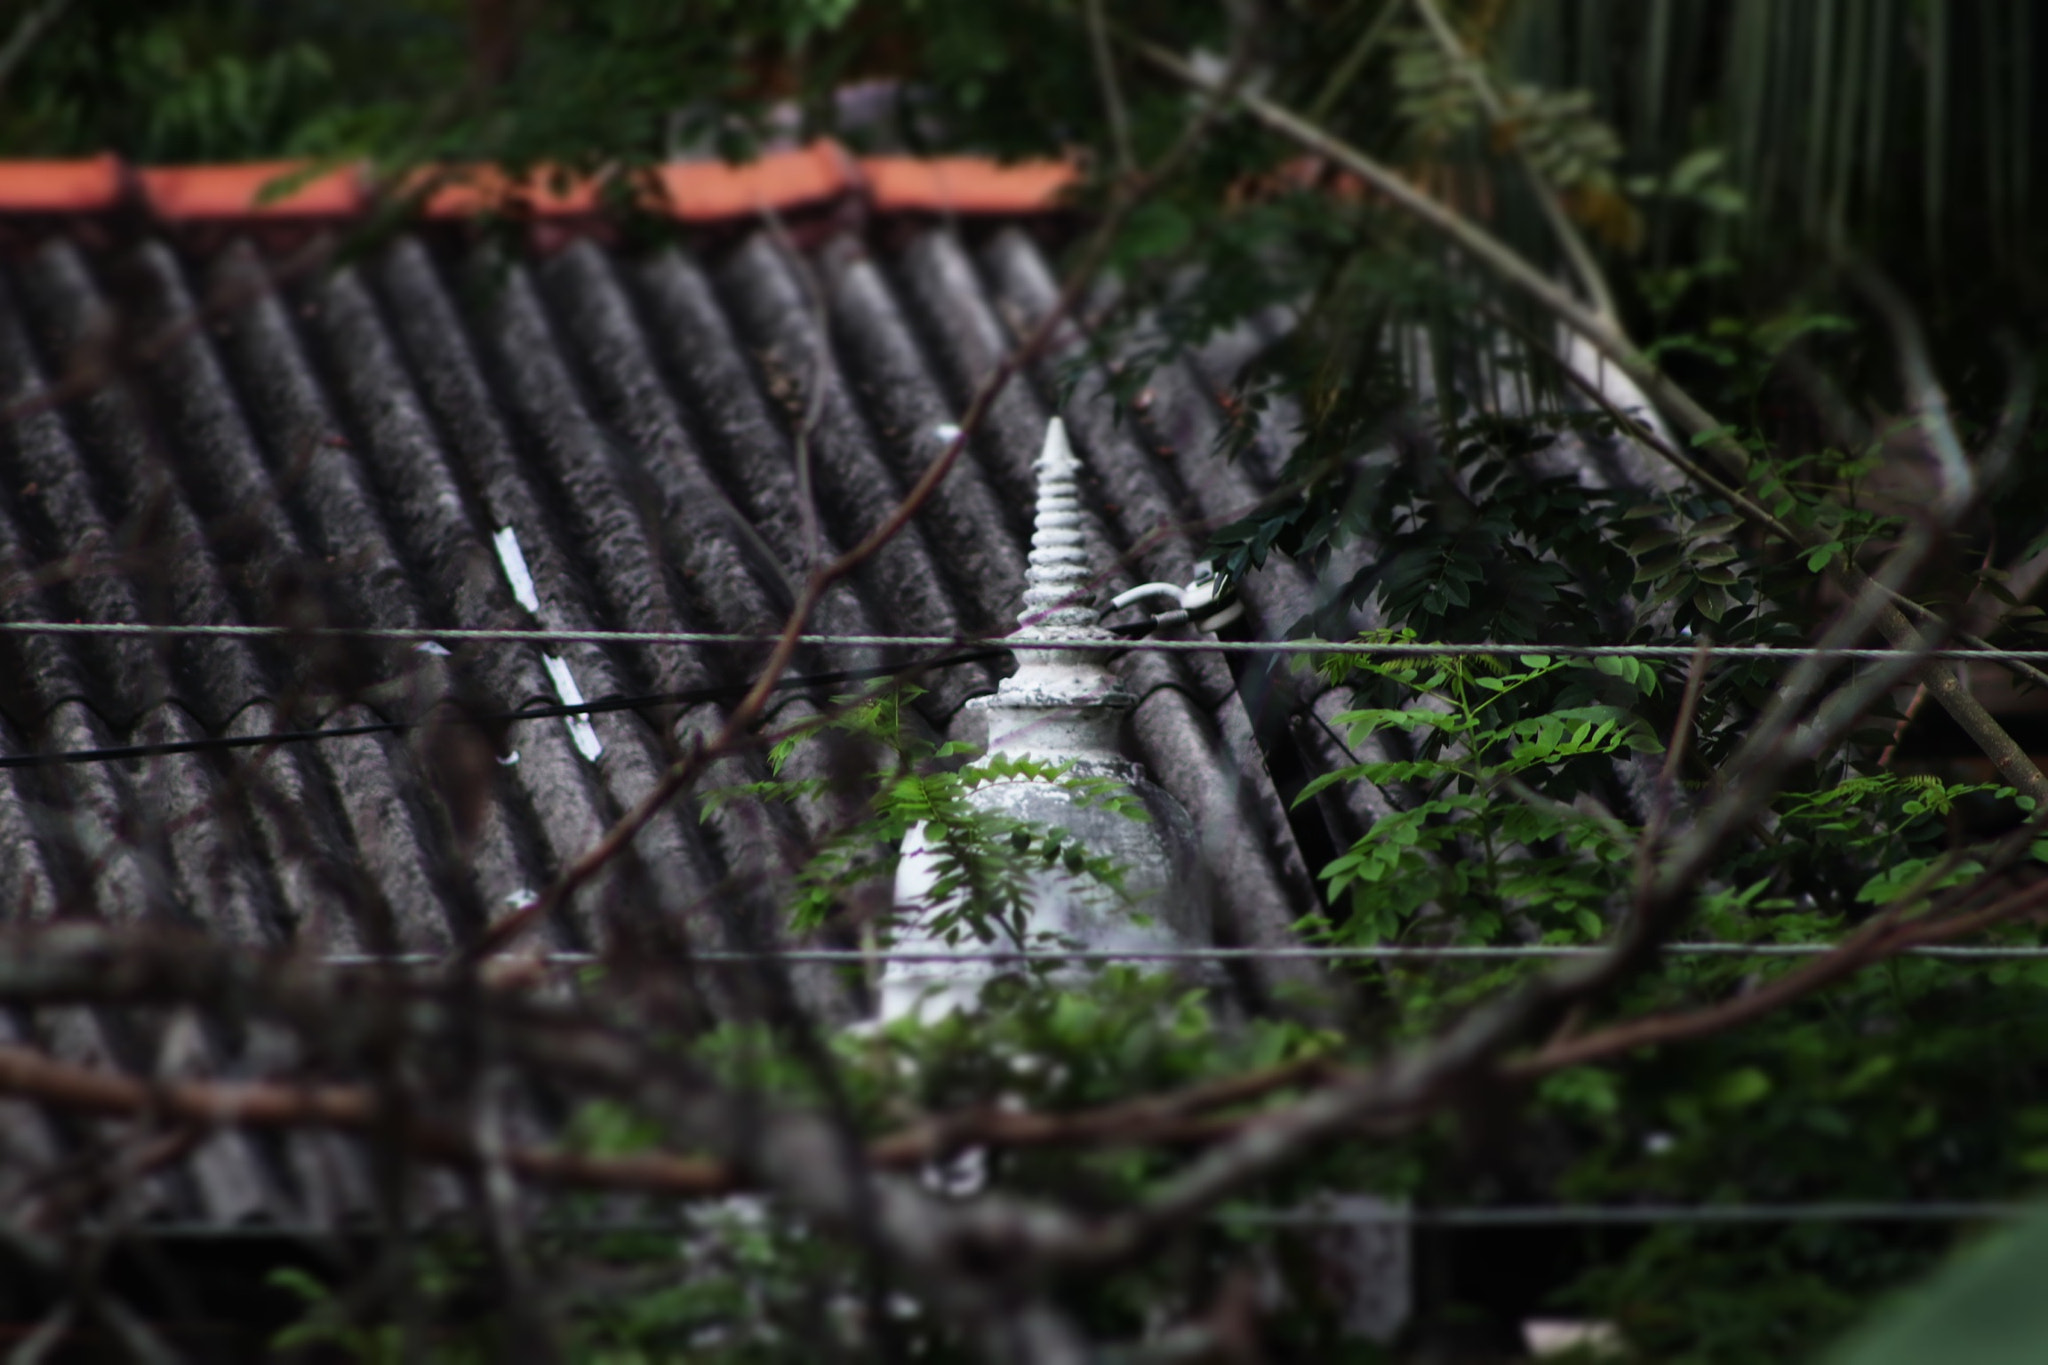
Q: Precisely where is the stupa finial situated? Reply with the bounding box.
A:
[1017,418,1109,637]
[970,417,1132,762]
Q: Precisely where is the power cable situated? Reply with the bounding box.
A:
[0,609,1283,768]
[13,592,2047,771]
[1,618,2046,662]
[109,1200,2039,1240]
[0,643,1008,770]
[316,942,2048,966]
[1220,1201,2036,1228]
[7,615,2041,769]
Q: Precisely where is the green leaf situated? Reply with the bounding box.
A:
[1294,764,1373,806]
[1669,146,1727,193]
[1538,1066,1620,1119]
[1712,1066,1772,1109]
[1825,1207,2048,1365]
[267,1266,330,1304]
[1806,541,1846,572]
[1689,513,1747,539]
[1120,200,1192,259]
[1636,546,1688,580]
[1690,541,1740,566]
[1695,183,1748,215]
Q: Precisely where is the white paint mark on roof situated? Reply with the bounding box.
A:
[495,526,602,762]
[543,653,605,761]
[492,526,542,614]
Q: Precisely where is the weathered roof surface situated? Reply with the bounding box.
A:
[0,180,1348,1228]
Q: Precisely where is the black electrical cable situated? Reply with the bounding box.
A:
[0,618,1174,770]
[0,644,1006,770]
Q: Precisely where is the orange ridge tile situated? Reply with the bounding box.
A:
[650,142,856,222]
[859,156,1078,214]
[138,160,367,219]
[0,155,128,213]
[412,144,854,222]
[411,163,608,219]
[0,149,1080,224]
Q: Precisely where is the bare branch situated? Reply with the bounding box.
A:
[1514,873,2048,1078]
[1491,295,2048,801]
[0,1217,181,1365]
[0,0,70,100]
[1085,0,1136,179]
[1854,263,1974,513]
[0,1037,741,1196]
[1410,0,1619,326]
[1130,37,1742,479]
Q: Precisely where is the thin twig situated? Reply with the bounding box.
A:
[0,0,70,99]
[1632,638,1713,901]
[1512,873,2048,1076]
[755,206,835,570]
[1854,262,1974,513]
[1084,0,1136,179]
[1307,0,1403,123]
[1410,0,1618,326]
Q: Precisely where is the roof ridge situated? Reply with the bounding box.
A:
[0,145,1078,225]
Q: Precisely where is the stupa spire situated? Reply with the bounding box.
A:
[974,418,1132,761]
[1017,417,1112,637]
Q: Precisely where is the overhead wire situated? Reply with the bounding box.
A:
[317,943,2048,966]
[0,618,2046,661]
[5,611,2042,768]
[97,1200,2043,1240]
[0,642,1010,770]
[1218,1201,2038,1228]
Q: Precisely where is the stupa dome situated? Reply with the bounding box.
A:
[880,418,1210,1023]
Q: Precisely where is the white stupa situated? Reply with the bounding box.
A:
[879,418,1210,1023]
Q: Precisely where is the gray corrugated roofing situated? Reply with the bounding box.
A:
[0,220,1348,1228]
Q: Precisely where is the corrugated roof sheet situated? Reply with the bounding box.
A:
[0,191,1347,1228]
